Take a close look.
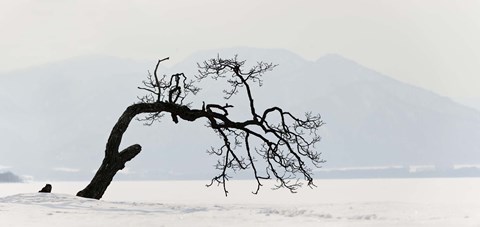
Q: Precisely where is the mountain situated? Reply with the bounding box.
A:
[1,48,480,180]
[306,54,480,168]
[0,171,22,182]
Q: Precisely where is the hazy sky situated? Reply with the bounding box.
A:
[1,0,480,99]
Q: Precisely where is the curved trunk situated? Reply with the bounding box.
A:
[77,102,206,199]
[76,103,155,199]
[76,144,141,199]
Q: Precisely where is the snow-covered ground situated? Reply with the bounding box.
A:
[1,178,480,226]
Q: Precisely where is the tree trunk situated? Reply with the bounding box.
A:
[76,144,141,199]
[76,104,148,199]
[77,102,204,199]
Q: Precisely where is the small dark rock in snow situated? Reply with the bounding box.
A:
[39,184,52,193]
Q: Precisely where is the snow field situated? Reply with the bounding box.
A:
[1,178,480,226]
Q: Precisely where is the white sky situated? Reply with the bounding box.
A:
[1,0,480,98]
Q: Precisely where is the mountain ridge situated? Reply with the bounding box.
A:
[1,48,479,180]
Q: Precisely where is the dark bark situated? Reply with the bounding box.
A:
[77,102,205,199]
[76,144,141,199]
[76,103,146,199]
[78,56,324,199]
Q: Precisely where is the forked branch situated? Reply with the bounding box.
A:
[79,55,324,200]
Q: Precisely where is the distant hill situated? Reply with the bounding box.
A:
[175,48,480,170]
[0,172,22,182]
[1,48,480,180]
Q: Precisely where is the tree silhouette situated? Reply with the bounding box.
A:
[77,56,324,199]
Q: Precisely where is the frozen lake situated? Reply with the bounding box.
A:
[1,178,480,226]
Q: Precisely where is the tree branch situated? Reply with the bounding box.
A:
[79,55,324,199]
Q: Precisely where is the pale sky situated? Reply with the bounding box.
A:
[1,0,480,99]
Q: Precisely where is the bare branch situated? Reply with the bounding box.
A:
[79,55,324,199]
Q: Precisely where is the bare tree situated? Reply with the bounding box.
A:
[77,56,324,199]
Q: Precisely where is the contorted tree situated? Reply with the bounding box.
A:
[77,56,324,200]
